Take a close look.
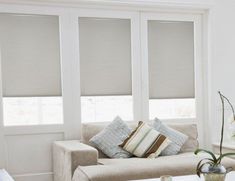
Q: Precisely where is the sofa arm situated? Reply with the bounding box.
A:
[53,140,98,181]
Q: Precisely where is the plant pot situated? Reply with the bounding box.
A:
[203,173,226,181]
[201,164,232,181]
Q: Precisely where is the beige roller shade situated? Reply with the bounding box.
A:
[148,21,195,99]
[79,18,132,96]
[0,14,61,97]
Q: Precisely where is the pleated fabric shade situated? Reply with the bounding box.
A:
[79,17,132,96]
[148,20,195,99]
[0,14,61,97]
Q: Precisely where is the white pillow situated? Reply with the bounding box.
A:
[89,116,132,158]
[152,118,188,155]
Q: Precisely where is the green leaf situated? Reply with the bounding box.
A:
[194,149,217,163]
[217,152,235,163]
[197,162,213,177]
[196,159,214,177]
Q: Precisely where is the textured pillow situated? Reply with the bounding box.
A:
[89,116,132,158]
[120,121,171,158]
[152,118,188,156]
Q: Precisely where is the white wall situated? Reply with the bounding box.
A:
[209,0,235,143]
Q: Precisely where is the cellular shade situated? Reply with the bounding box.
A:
[0,14,61,97]
[79,18,132,96]
[148,21,195,99]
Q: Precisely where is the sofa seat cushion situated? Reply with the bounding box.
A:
[98,152,199,165]
[73,152,235,181]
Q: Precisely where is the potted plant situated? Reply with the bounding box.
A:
[195,91,235,181]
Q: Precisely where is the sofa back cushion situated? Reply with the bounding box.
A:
[81,121,198,158]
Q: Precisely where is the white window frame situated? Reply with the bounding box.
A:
[0,3,210,171]
[0,4,81,140]
[74,9,142,125]
[0,3,212,181]
[140,12,205,146]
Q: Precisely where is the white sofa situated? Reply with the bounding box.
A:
[53,121,235,181]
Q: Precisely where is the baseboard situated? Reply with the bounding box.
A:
[13,172,53,181]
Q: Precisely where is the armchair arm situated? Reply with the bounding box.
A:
[53,140,98,181]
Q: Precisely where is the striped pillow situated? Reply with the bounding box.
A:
[120,121,171,158]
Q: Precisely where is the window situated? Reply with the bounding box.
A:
[79,17,133,122]
[81,96,133,122]
[149,98,195,120]
[0,14,63,126]
[148,20,195,119]
[3,97,63,126]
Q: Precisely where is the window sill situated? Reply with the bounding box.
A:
[213,141,235,159]
[213,141,235,150]
[3,124,64,136]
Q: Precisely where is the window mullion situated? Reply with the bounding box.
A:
[140,14,150,121]
[131,13,142,122]
[60,12,81,139]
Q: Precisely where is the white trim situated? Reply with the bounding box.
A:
[60,13,81,140]
[131,13,142,121]
[140,14,149,121]
[3,125,64,136]
[140,12,202,21]
[0,50,6,168]
[72,8,139,18]
[0,1,212,13]
[205,9,214,150]
[13,171,53,178]
[160,118,197,125]
[0,3,66,15]
[194,14,205,147]
[0,50,3,131]
[12,172,53,180]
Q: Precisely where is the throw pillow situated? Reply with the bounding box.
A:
[89,116,132,158]
[120,121,171,158]
[152,117,188,156]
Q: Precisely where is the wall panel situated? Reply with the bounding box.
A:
[5,133,64,175]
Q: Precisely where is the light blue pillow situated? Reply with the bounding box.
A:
[152,118,188,156]
[89,116,132,158]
